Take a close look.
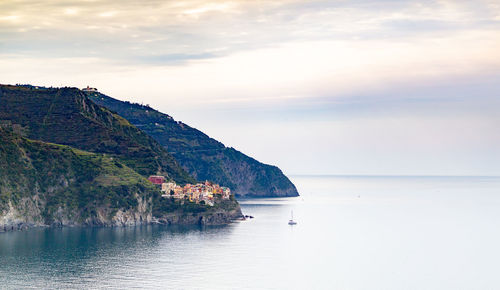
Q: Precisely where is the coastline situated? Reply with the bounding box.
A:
[0,200,244,233]
[154,205,244,226]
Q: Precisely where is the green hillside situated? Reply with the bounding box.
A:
[0,128,157,227]
[0,127,242,230]
[87,92,299,197]
[0,85,194,185]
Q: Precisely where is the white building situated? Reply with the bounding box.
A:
[161,182,177,194]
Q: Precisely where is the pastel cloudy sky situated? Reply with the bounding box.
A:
[1,0,499,175]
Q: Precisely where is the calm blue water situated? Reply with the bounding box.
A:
[1,176,500,289]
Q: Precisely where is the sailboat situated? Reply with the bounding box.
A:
[288,210,297,225]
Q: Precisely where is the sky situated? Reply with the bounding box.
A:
[1,0,499,176]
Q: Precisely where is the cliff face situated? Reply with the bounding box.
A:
[154,200,243,226]
[87,92,299,197]
[0,129,154,232]
[0,197,152,232]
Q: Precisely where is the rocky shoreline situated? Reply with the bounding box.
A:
[154,206,244,226]
[0,201,244,233]
[0,211,244,233]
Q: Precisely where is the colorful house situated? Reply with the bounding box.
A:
[161,182,176,193]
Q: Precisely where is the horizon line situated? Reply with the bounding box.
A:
[288,174,500,178]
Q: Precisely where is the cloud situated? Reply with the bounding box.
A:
[137,52,218,65]
[1,0,499,64]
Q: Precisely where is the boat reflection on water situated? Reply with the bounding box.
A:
[288,210,297,225]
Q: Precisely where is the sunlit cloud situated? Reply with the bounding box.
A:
[183,2,235,16]
[0,15,20,22]
[1,0,497,63]
[64,8,78,15]
[98,11,117,17]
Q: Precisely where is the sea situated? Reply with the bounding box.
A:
[1,175,499,290]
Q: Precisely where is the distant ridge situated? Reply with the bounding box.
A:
[87,91,299,197]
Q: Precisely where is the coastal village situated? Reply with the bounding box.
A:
[148,175,231,206]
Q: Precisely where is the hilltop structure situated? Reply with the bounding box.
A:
[82,86,98,92]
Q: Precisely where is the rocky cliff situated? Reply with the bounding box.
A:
[154,200,243,226]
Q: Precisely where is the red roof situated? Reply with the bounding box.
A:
[148,176,165,185]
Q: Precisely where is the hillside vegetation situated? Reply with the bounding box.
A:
[0,127,242,231]
[0,128,156,230]
[88,92,299,197]
[0,85,194,184]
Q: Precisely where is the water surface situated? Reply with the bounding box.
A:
[1,176,499,289]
